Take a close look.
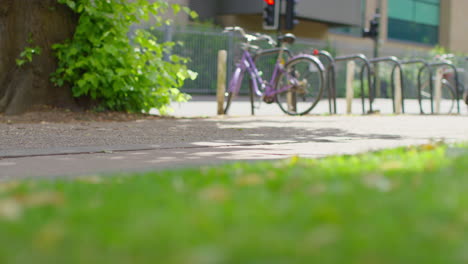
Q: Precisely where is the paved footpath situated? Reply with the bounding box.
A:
[1,100,468,179]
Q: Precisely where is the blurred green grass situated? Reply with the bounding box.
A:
[1,143,468,264]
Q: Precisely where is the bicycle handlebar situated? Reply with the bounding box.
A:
[253,33,277,46]
[223,26,246,36]
[223,26,277,47]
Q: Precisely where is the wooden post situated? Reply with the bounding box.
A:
[346,61,356,114]
[394,67,402,114]
[287,91,297,113]
[217,50,227,115]
[434,68,443,114]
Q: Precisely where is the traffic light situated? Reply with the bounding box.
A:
[363,13,380,40]
[263,0,280,30]
[285,0,298,30]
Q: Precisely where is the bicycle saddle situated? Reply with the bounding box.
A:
[278,33,296,45]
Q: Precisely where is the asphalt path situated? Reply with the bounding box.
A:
[1,97,467,179]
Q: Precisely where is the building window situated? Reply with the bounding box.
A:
[388,0,440,45]
[329,26,362,37]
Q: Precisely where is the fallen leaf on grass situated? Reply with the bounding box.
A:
[0,191,65,221]
[34,222,66,252]
[420,143,437,151]
[0,181,21,193]
[362,174,393,192]
[235,174,264,186]
[0,198,22,221]
[273,155,300,168]
[423,159,439,171]
[15,191,65,207]
[75,175,103,184]
[198,185,230,202]
[288,155,300,166]
[309,183,327,196]
[380,161,404,171]
[303,225,339,250]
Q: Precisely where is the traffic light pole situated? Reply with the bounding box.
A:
[263,0,297,35]
[374,37,381,98]
[374,8,381,98]
[262,0,280,30]
[276,0,282,40]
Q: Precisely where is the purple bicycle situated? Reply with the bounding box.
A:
[223,27,325,116]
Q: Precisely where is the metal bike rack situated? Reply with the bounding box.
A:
[335,54,373,114]
[365,56,405,113]
[317,50,336,114]
[391,60,432,114]
[247,48,293,115]
[417,62,461,114]
[392,59,432,113]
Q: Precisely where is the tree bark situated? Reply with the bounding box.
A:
[0,0,78,115]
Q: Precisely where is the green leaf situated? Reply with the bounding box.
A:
[182,6,191,14]
[172,4,180,14]
[16,59,25,66]
[66,1,76,10]
[189,11,198,19]
[187,70,198,80]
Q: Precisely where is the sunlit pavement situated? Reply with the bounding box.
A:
[162,96,468,117]
[1,97,468,179]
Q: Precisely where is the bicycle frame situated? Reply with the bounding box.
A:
[228,49,293,98]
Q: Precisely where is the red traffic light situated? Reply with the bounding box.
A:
[263,0,275,5]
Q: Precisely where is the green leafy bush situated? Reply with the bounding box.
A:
[52,0,197,114]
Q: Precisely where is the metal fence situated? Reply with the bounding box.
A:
[152,26,232,95]
[154,25,467,99]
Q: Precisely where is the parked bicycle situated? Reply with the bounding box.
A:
[223,27,325,116]
[419,54,465,114]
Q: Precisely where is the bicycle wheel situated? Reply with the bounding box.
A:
[275,56,324,115]
[420,79,455,114]
[224,67,245,114]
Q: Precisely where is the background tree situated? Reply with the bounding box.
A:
[0,0,78,115]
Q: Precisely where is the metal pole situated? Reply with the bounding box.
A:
[373,8,381,98]
[216,50,227,115]
[277,0,283,36]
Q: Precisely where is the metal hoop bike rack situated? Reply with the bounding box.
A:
[391,59,430,97]
[364,56,405,114]
[417,62,461,114]
[316,50,336,114]
[334,54,373,114]
[390,59,431,115]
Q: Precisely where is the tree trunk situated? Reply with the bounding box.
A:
[0,0,78,115]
